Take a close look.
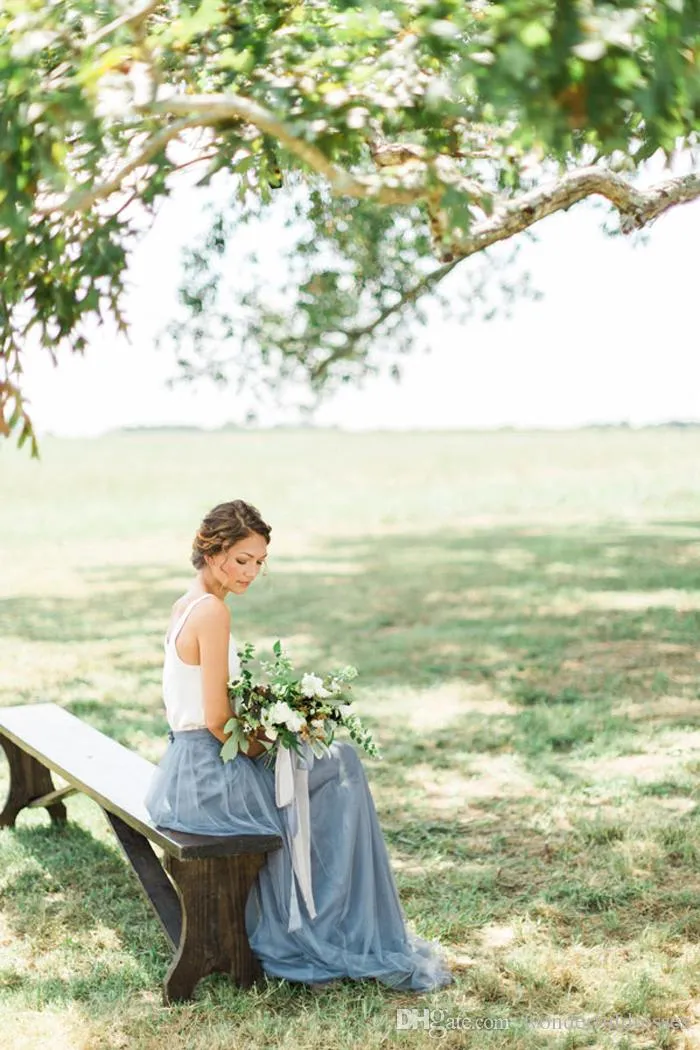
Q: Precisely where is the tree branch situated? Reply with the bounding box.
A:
[309,258,461,382]
[44,86,700,257]
[307,167,699,378]
[90,0,162,48]
[36,118,209,215]
[150,96,700,247]
[47,0,163,89]
[450,167,700,259]
[149,94,374,197]
[151,96,700,228]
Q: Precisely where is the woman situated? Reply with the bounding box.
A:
[145,499,453,991]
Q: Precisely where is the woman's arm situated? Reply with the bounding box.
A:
[197,599,265,756]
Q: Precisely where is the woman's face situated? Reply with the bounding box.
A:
[214,533,268,594]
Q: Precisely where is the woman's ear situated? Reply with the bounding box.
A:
[204,553,217,574]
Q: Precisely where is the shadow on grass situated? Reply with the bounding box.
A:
[3,520,700,807]
[0,814,452,1015]
[0,820,169,1006]
[62,697,169,747]
[1,520,700,1013]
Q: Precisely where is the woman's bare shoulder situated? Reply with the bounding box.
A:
[189,592,230,629]
[171,591,229,624]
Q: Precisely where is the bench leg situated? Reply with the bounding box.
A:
[0,736,67,827]
[163,853,266,1004]
[104,812,183,951]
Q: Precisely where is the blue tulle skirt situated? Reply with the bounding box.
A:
[144,728,453,991]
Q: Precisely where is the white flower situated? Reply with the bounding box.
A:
[267,700,295,725]
[284,711,305,733]
[311,718,326,729]
[262,725,278,741]
[338,704,353,718]
[265,700,305,734]
[300,673,326,698]
[11,29,58,60]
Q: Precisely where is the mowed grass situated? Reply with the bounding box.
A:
[1,426,700,1049]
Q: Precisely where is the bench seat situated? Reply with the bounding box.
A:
[0,703,283,1002]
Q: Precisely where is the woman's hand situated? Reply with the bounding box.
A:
[241,724,273,759]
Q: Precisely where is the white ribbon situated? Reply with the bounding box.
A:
[275,743,317,932]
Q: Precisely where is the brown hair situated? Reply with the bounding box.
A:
[191,500,271,569]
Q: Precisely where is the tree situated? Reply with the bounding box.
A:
[1,0,698,455]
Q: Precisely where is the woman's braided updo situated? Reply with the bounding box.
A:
[191,500,271,569]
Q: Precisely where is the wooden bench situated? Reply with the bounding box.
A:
[0,703,282,1004]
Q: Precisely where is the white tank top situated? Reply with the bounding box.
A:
[162,594,241,732]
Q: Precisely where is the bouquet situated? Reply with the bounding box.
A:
[221,640,380,765]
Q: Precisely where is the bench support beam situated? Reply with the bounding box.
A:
[163,853,266,1004]
[28,785,79,809]
[0,736,68,826]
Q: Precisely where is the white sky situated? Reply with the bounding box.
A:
[22,164,700,435]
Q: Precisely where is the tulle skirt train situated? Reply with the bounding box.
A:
[145,729,453,991]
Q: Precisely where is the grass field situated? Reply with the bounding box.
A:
[1,426,700,1049]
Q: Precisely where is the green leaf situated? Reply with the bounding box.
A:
[519,22,551,49]
[171,0,227,44]
[217,48,255,73]
[75,46,133,86]
[220,720,246,761]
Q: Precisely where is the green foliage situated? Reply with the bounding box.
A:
[161,184,535,400]
[1,0,698,452]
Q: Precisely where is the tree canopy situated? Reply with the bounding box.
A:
[1,0,698,454]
